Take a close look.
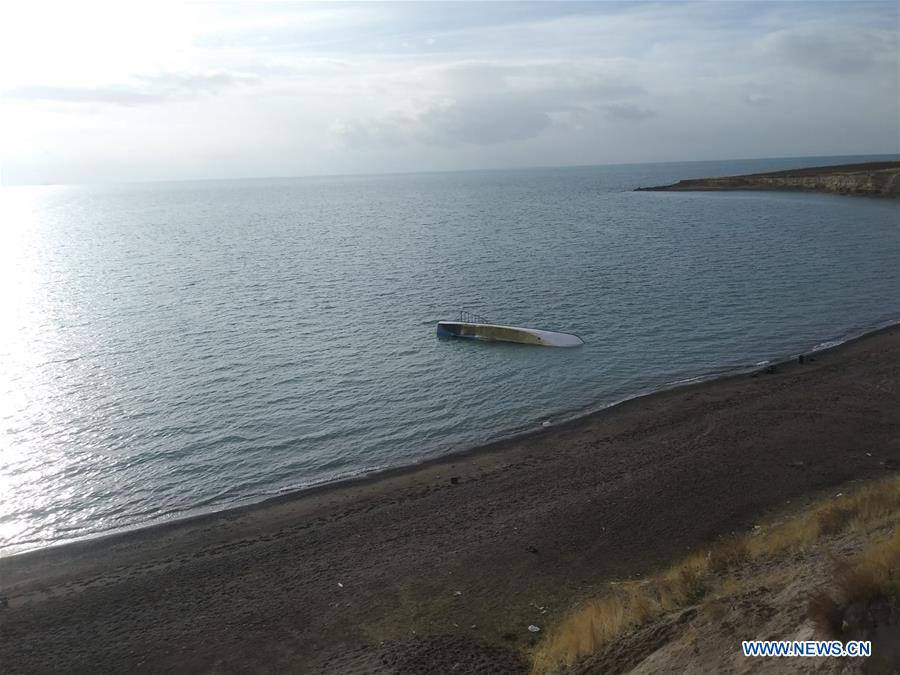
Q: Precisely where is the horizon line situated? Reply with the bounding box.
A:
[3,151,898,189]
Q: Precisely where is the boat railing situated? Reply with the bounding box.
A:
[457,310,487,324]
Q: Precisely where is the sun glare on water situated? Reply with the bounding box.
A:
[0,187,62,548]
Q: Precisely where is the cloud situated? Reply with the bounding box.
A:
[332,60,651,148]
[332,97,551,149]
[193,3,618,54]
[437,61,645,99]
[744,93,772,107]
[599,102,655,121]
[334,92,655,149]
[5,1,898,184]
[332,94,553,148]
[418,96,552,145]
[3,71,257,107]
[135,72,257,93]
[331,113,414,148]
[761,26,898,75]
[2,86,165,106]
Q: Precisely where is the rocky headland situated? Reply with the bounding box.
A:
[636,161,900,198]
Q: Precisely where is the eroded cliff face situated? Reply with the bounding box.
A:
[685,171,900,197]
[749,171,900,196]
[636,162,900,197]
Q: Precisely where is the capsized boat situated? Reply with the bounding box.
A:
[436,311,584,347]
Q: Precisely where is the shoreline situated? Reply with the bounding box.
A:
[4,316,899,560]
[2,321,898,672]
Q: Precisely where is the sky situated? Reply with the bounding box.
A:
[0,1,897,184]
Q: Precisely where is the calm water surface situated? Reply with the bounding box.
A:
[2,156,898,553]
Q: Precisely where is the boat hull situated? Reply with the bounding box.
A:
[436,321,583,347]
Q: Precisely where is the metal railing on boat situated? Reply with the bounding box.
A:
[457,310,487,324]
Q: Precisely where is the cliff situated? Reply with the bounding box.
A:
[635,161,900,198]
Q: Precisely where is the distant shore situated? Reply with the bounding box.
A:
[2,324,899,673]
[635,161,900,197]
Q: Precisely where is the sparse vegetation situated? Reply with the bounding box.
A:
[531,476,900,674]
[853,528,900,600]
[809,530,900,637]
[748,477,899,558]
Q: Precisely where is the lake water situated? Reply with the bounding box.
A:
[2,155,898,554]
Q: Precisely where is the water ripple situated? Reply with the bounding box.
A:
[1,158,898,553]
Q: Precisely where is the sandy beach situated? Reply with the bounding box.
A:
[1,324,899,674]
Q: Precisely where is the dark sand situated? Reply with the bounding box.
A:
[2,325,899,674]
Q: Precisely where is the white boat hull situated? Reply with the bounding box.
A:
[436,321,583,347]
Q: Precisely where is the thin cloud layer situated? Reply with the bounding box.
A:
[600,103,656,122]
[3,72,258,107]
[333,95,554,148]
[1,1,897,184]
[761,25,898,75]
[332,60,654,148]
[5,86,165,106]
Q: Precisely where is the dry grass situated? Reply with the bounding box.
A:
[850,526,900,599]
[747,476,899,558]
[657,551,710,610]
[530,584,658,674]
[530,476,900,674]
[530,552,714,673]
[808,529,900,639]
[708,538,749,573]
